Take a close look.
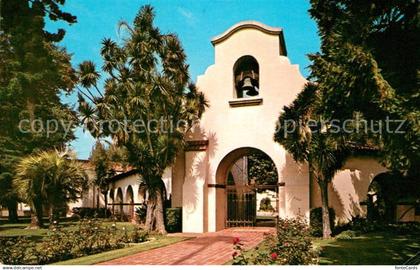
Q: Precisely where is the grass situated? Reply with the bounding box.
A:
[313,231,420,265]
[52,236,188,265]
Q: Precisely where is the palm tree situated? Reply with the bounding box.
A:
[13,150,87,229]
[77,5,207,233]
[274,83,348,238]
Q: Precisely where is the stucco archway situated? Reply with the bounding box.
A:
[214,147,279,230]
[115,188,123,216]
[126,185,134,220]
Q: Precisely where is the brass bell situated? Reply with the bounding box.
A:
[241,77,259,96]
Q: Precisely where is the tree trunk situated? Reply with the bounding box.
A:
[96,187,100,209]
[49,204,54,225]
[28,200,43,229]
[7,201,18,223]
[103,191,108,218]
[145,183,166,234]
[319,180,332,238]
[49,204,60,225]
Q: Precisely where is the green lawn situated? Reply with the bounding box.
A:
[52,236,188,265]
[313,231,420,265]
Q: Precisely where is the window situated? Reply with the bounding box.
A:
[233,55,259,98]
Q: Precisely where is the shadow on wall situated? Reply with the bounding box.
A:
[326,157,387,224]
[183,128,218,223]
[281,153,309,218]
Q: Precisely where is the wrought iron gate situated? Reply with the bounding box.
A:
[226,186,256,227]
[226,184,278,227]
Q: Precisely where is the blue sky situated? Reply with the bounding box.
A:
[46,0,320,159]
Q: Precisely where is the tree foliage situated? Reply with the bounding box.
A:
[0,0,78,219]
[90,141,115,193]
[275,0,419,238]
[89,140,116,213]
[77,5,207,232]
[274,83,348,238]
[248,151,278,186]
[13,150,87,228]
[308,0,419,174]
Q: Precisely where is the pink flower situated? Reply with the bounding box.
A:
[284,242,289,247]
[271,253,278,260]
[232,251,238,258]
[233,237,240,245]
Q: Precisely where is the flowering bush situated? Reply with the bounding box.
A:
[232,217,319,265]
[0,219,148,265]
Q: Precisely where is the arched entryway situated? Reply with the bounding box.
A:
[367,172,419,223]
[215,147,279,228]
[115,188,124,217]
[126,185,134,221]
[109,188,115,214]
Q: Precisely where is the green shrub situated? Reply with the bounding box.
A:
[0,219,148,265]
[129,227,149,243]
[335,230,357,240]
[336,216,420,235]
[0,237,39,265]
[275,218,319,264]
[232,217,319,265]
[309,207,335,237]
[165,207,182,233]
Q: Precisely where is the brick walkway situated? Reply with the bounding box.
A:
[99,227,274,265]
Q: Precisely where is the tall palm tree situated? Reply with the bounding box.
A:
[13,150,87,229]
[274,83,348,238]
[77,5,207,233]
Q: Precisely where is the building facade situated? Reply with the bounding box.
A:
[92,21,419,232]
[3,21,416,229]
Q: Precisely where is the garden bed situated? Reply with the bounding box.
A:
[0,219,147,265]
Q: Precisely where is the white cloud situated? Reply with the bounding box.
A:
[177,7,197,25]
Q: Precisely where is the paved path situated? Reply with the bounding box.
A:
[99,227,274,265]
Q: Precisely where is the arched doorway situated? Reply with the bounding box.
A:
[367,172,419,223]
[126,186,134,221]
[109,188,115,215]
[116,188,124,218]
[216,147,279,228]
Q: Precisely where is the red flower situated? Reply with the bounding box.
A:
[232,251,238,258]
[233,237,240,245]
[270,253,278,260]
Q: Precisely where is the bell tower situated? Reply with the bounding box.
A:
[178,21,310,233]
